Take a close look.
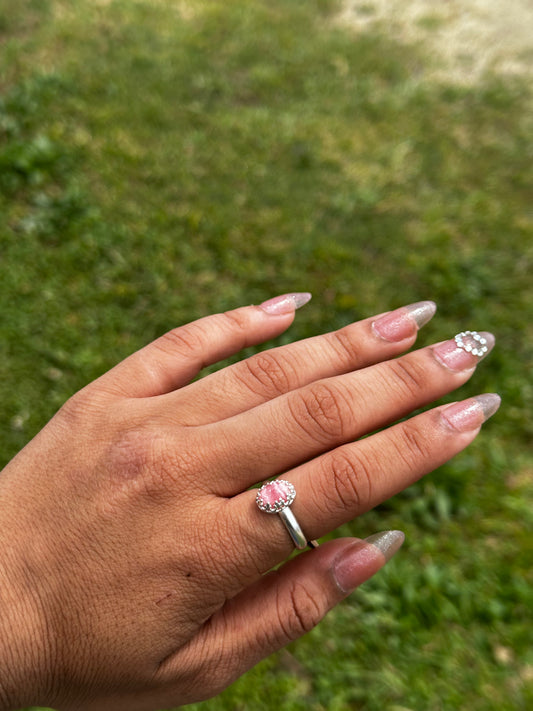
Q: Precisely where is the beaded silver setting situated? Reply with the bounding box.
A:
[256,479,317,550]
[256,479,296,513]
[454,330,488,357]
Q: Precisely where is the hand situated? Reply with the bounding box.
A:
[0,294,498,711]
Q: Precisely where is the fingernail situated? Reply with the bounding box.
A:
[259,292,312,315]
[364,530,405,562]
[334,530,405,593]
[372,301,436,342]
[441,393,501,432]
[432,331,495,371]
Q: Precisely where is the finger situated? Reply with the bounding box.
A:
[221,394,500,587]
[94,293,310,398]
[207,332,495,494]
[156,533,404,699]
[290,394,502,540]
[163,300,437,424]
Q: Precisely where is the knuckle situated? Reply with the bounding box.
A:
[327,325,362,367]
[291,381,349,443]
[166,633,234,700]
[279,581,324,640]
[395,421,432,468]
[387,357,429,399]
[56,396,82,430]
[240,351,294,398]
[155,309,250,360]
[57,389,103,427]
[326,448,374,513]
[157,323,208,357]
[220,308,249,334]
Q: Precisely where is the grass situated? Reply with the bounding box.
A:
[1,1,532,709]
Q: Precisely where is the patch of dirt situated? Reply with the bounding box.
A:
[337,0,533,84]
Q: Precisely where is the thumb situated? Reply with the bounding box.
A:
[164,532,404,700]
[227,531,405,654]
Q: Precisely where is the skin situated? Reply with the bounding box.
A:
[0,302,494,710]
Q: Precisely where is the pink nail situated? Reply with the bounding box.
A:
[372,301,436,342]
[259,292,312,315]
[441,393,501,432]
[334,531,405,593]
[432,331,495,371]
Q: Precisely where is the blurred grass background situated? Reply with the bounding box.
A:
[1,1,531,709]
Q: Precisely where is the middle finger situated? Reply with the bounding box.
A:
[205,331,494,495]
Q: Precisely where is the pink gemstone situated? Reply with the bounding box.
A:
[256,479,295,513]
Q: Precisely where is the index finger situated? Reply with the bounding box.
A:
[168,301,437,424]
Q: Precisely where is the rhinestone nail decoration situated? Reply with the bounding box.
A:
[454,331,488,357]
[256,479,296,513]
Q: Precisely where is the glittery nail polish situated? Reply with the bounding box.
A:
[259,292,312,315]
[364,530,406,561]
[334,531,405,593]
[372,301,436,342]
[441,393,501,432]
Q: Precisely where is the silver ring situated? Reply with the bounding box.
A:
[256,479,318,550]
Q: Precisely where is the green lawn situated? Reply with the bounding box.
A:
[1,1,532,709]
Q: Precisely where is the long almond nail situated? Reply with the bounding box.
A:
[334,531,405,593]
[372,301,436,342]
[432,331,495,371]
[259,292,312,315]
[364,530,406,561]
[441,393,501,432]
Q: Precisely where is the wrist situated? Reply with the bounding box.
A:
[0,492,53,710]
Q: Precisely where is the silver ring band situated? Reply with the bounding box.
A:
[278,506,307,549]
[256,479,318,550]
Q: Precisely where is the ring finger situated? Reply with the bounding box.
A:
[204,331,495,495]
[222,392,500,590]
